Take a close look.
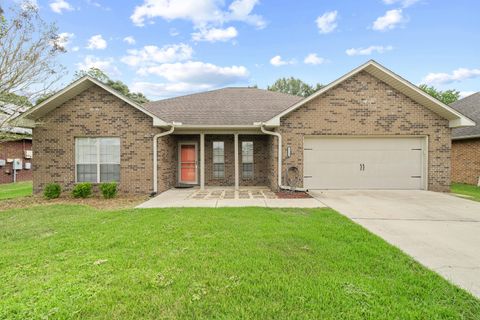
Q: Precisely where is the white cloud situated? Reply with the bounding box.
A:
[76,55,120,76]
[123,36,136,45]
[228,0,266,29]
[71,46,80,52]
[372,9,404,31]
[49,0,74,13]
[131,61,249,99]
[51,32,74,51]
[121,43,193,67]
[86,34,107,50]
[382,0,420,8]
[459,91,476,99]
[130,0,265,28]
[270,55,295,67]
[192,26,238,42]
[422,68,480,85]
[316,11,338,34]
[303,53,326,65]
[137,61,249,84]
[345,45,393,56]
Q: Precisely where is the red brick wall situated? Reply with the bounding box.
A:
[0,139,33,184]
[33,85,175,194]
[452,138,480,185]
[275,71,452,192]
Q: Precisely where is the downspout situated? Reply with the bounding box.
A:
[152,125,175,195]
[260,124,307,191]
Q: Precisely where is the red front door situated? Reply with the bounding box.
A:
[180,144,197,183]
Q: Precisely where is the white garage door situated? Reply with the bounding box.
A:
[303,137,426,190]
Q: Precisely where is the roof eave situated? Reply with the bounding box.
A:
[174,124,263,129]
[452,134,480,141]
[449,117,476,128]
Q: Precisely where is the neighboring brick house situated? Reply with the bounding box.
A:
[0,104,33,184]
[15,60,474,194]
[0,138,33,184]
[450,92,480,185]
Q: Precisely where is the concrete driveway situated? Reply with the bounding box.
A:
[310,190,480,298]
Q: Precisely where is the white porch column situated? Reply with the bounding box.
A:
[234,133,239,190]
[200,133,205,190]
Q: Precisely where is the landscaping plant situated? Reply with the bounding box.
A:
[72,182,92,198]
[99,182,117,199]
[43,183,61,199]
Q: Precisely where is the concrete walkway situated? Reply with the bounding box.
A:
[137,188,325,208]
[310,190,480,298]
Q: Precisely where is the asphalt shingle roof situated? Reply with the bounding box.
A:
[450,92,480,138]
[143,87,303,126]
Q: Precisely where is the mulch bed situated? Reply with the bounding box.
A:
[0,194,149,211]
[275,191,312,199]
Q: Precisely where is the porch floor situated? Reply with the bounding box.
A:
[188,187,277,200]
[136,187,326,208]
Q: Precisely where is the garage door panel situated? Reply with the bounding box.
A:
[304,137,425,190]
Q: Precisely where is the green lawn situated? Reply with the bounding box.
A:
[0,181,32,200]
[0,206,478,319]
[451,183,480,202]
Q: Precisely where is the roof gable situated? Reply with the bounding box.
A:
[13,76,168,128]
[450,92,480,139]
[265,60,475,128]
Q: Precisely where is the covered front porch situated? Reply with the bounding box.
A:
[164,131,276,190]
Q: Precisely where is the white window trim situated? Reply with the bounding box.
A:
[75,137,120,183]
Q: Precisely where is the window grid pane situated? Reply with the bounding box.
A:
[213,163,225,179]
[213,141,224,164]
[242,141,253,179]
[212,141,224,179]
[76,138,97,164]
[77,164,97,183]
[100,164,120,182]
[100,138,120,164]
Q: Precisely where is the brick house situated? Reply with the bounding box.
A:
[0,104,33,184]
[15,60,474,194]
[450,92,480,185]
[0,138,33,184]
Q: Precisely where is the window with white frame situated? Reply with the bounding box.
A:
[242,141,253,179]
[76,137,120,183]
[212,141,225,179]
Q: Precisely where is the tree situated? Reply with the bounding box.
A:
[74,68,150,104]
[267,77,323,97]
[419,84,460,105]
[0,2,66,140]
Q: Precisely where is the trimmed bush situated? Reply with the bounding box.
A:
[100,182,117,199]
[44,183,61,199]
[72,182,92,198]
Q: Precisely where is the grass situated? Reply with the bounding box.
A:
[451,183,480,202]
[0,205,478,319]
[0,181,32,200]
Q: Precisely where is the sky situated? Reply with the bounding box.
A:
[5,0,480,100]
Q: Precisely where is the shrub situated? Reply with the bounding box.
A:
[100,182,117,199]
[44,183,61,199]
[72,182,92,198]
